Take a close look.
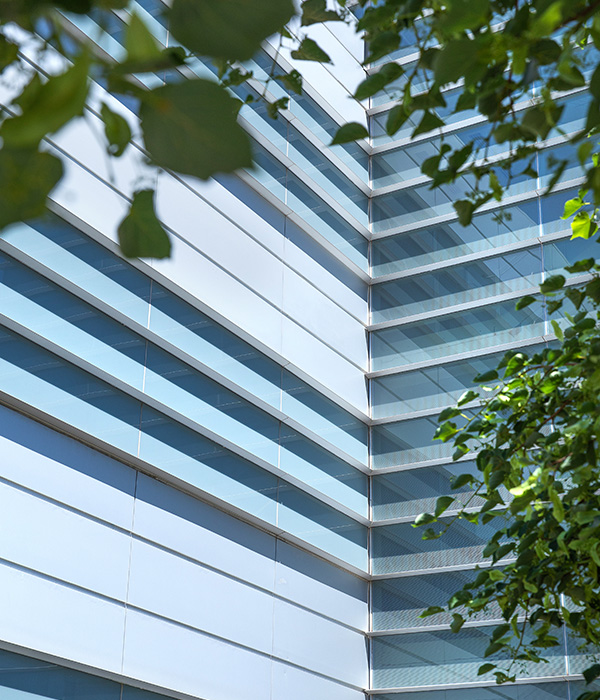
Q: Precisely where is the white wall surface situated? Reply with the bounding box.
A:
[0,405,368,700]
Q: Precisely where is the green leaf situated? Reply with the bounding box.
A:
[583,664,600,684]
[551,319,564,341]
[571,211,598,240]
[117,189,171,259]
[515,295,536,310]
[450,613,465,633]
[457,389,479,407]
[565,258,595,274]
[412,111,444,138]
[437,0,488,35]
[539,275,566,294]
[414,512,436,526]
[549,487,565,522]
[435,496,455,517]
[300,0,341,26]
[478,663,496,675]
[125,12,162,63]
[365,32,401,64]
[331,122,369,145]
[421,606,444,618]
[140,79,252,180]
[454,199,475,226]
[0,35,19,73]
[291,37,331,63]
[354,63,403,101]
[433,38,478,85]
[1,53,90,148]
[385,104,411,136]
[169,0,294,62]
[451,473,474,489]
[0,148,63,229]
[562,195,586,219]
[435,421,458,442]
[274,70,303,95]
[591,64,600,101]
[474,369,498,383]
[100,103,132,157]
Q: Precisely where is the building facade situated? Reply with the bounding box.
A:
[0,4,597,700]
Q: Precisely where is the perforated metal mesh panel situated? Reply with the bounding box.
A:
[371,628,566,689]
[371,518,505,575]
[373,681,581,699]
[372,570,502,630]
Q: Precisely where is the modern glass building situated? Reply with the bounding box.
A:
[0,4,597,700]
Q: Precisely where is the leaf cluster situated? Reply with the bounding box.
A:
[416,244,600,697]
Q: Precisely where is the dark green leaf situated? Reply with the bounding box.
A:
[169,0,294,62]
[0,148,63,229]
[355,63,403,101]
[412,111,444,138]
[365,32,400,64]
[474,369,498,383]
[414,512,436,526]
[385,104,411,136]
[300,0,341,26]
[478,663,496,675]
[451,473,474,489]
[291,37,331,63]
[450,613,465,633]
[140,79,252,180]
[331,122,368,145]
[433,38,478,85]
[0,35,19,73]
[584,664,600,684]
[1,53,90,148]
[454,199,475,226]
[540,274,566,294]
[117,189,171,259]
[565,258,595,273]
[515,295,536,310]
[275,70,303,94]
[435,496,455,516]
[100,103,131,157]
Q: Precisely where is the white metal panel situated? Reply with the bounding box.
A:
[0,562,126,674]
[121,608,272,700]
[0,482,131,601]
[272,598,368,684]
[132,474,278,593]
[126,538,274,654]
[0,404,136,530]
[274,541,368,630]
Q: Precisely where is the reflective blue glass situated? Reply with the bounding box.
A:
[370,299,546,370]
[372,198,540,275]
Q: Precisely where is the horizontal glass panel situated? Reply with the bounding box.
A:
[371,246,543,323]
[372,569,501,630]
[0,323,366,566]
[371,516,504,574]
[251,144,369,269]
[2,217,367,462]
[373,122,497,189]
[371,413,464,468]
[0,248,367,513]
[370,299,546,370]
[371,350,508,417]
[371,236,597,324]
[371,460,482,520]
[370,87,476,147]
[372,142,583,234]
[372,628,566,688]
[372,197,541,276]
[374,683,581,700]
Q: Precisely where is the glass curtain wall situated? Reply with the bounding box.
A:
[367,40,595,700]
